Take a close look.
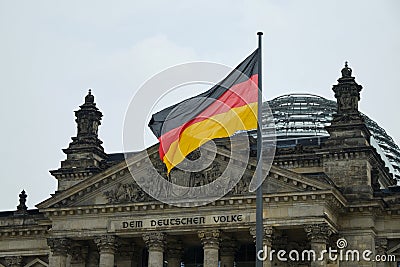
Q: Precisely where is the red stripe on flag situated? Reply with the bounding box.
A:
[158,74,258,160]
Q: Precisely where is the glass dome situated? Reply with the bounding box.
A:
[264,93,400,181]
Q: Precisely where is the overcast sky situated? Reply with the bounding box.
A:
[0,0,399,210]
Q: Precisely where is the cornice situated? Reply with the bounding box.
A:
[39,190,343,217]
[0,226,48,238]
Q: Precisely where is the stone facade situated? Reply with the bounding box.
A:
[0,64,400,267]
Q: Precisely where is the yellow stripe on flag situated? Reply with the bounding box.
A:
[162,103,257,173]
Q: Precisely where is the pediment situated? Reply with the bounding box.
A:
[387,242,400,255]
[37,142,332,210]
[24,258,48,267]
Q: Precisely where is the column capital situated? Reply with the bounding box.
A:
[249,226,256,242]
[4,256,23,267]
[304,223,333,243]
[94,235,118,254]
[143,232,165,252]
[47,237,72,256]
[198,229,220,249]
[375,237,388,255]
[249,225,274,246]
[220,237,238,257]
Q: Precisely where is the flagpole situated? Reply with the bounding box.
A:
[256,31,264,267]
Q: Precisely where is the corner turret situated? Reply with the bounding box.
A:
[325,62,370,147]
[50,90,108,191]
[14,190,28,216]
[321,63,396,200]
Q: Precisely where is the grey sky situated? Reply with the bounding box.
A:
[0,0,399,210]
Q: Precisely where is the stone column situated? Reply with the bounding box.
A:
[263,227,274,267]
[272,232,288,267]
[116,242,135,267]
[167,239,183,267]
[47,238,71,267]
[220,238,237,267]
[95,235,118,267]
[198,230,220,267]
[305,224,332,267]
[375,238,388,267]
[132,248,143,267]
[250,226,273,267]
[143,232,165,267]
[70,245,88,267]
[4,256,23,267]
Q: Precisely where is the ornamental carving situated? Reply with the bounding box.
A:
[4,256,23,267]
[332,113,363,124]
[249,226,274,246]
[375,238,388,255]
[190,161,222,186]
[331,62,363,124]
[337,92,357,111]
[149,156,168,177]
[94,235,118,253]
[47,238,71,256]
[229,174,251,195]
[143,232,165,251]
[107,158,253,203]
[103,182,152,204]
[304,223,332,243]
[198,229,221,248]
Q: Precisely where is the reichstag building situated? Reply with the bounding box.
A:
[0,64,399,267]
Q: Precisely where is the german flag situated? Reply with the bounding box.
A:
[148,49,259,173]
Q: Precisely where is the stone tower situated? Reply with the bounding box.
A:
[326,62,369,146]
[51,90,108,191]
[321,63,395,199]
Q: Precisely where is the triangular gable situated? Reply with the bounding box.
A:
[38,142,333,209]
[24,258,48,267]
